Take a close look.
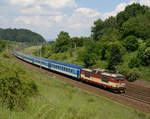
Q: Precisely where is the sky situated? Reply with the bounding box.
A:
[0,0,150,40]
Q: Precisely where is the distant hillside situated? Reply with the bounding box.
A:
[0,28,45,43]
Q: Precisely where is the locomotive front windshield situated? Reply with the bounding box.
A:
[116,77,125,81]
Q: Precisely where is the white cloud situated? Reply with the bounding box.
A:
[21,5,43,14]
[0,16,7,22]
[48,14,67,24]
[5,0,77,9]
[102,2,127,20]
[14,16,52,27]
[102,0,150,20]
[140,0,150,7]
[41,0,77,9]
[9,0,35,6]
[21,5,62,15]
[66,8,101,29]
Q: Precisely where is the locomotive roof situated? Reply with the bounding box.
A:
[82,68,92,72]
[82,68,124,77]
[101,72,124,77]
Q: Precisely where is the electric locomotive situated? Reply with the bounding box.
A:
[81,68,126,93]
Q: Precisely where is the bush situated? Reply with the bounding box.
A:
[116,65,140,81]
[137,45,150,66]
[0,58,38,110]
[145,38,150,47]
[0,40,6,52]
[123,35,138,52]
[144,47,150,65]
[137,44,147,65]
[2,52,10,58]
[128,57,140,68]
[126,68,140,82]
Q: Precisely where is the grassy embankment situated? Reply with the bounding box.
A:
[0,46,145,119]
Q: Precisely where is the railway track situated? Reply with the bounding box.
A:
[12,53,150,113]
[124,83,150,106]
[122,93,150,105]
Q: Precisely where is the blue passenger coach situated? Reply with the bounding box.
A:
[13,50,82,79]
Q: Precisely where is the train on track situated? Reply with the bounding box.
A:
[13,50,126,93]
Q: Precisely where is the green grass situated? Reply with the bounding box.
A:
[0,56,150,119]
[23,46,41,55]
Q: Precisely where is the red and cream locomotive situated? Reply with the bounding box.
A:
[81,68,126,93]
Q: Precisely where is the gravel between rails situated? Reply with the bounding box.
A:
[12,54,150,113]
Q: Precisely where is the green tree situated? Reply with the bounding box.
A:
[123,35,138,52]
[117,11,129,27]
[108,43,122,70]
[53,31,70,53]
[82,41,97,67]
[104,16,117,30]
[0,28,45,44]
[121,15,150,39]
[128,57,140,68]
[117,3,148,27]
[91,19,104,41]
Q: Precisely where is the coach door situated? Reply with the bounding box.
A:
[48,63,51,69]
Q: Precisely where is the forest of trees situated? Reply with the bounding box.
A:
[34,3,150,81]
[0,28,45,44]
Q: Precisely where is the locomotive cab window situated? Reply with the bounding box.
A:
[102,75,108,82]
[85,72,90,78]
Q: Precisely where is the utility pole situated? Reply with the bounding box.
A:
[40,43,42,70]
[6,41,8,54]
[74,43,76,63]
